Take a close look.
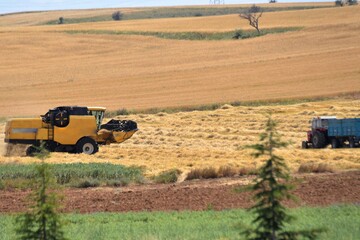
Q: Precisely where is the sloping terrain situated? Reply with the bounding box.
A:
[0,5,359,116]
[0,3,331,27]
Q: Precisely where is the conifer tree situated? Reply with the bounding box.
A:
[16,144,66,240]
[243,116,322,240]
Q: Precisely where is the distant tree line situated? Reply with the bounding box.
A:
[335,0,358,6]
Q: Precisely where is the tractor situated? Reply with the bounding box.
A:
[302,116,360,149]
[4,106,138,155]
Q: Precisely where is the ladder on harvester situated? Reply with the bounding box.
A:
[48,125,54,141]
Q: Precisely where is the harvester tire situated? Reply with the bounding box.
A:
[301,141,308,149]
[312,131,326,148]
[76,138,98,155]
[26,145,39,157]
[54,110,69,128]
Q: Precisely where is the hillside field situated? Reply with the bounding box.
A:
[0,4,359,116]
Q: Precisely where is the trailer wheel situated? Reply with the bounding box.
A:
[76,138,98,155]
[349,138,355,148]
[331,139,340,149]
[312,131,326,148]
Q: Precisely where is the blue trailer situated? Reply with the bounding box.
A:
[302,117,360,149]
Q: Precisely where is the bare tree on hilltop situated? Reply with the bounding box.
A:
[239,5,263,34]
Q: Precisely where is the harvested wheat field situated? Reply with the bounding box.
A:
[1,99,359,176]
[0,5,359,116]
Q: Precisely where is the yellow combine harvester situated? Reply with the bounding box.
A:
[4,106,138,155]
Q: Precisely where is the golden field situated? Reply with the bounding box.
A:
[0,4,359,117]
[1,99,360,176]
[0,4,359,176]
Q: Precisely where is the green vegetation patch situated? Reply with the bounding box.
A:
[0,117,7,123]
[0,205,359,239]
[0,163,144,188]
[152,169,181,184]
[44,5,332,25]
[63,27,301,41]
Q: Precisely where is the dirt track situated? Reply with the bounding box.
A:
[1,171,359,213]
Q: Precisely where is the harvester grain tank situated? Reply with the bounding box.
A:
[4,106,138,155]
[302,116,360,149]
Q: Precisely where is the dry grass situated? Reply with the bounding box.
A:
[298,163,336,173]
[1,99,359,176]
[186,167,218,180]
[217,165,238,178]
[0,6,359,116]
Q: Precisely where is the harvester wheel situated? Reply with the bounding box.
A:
[26,145,39,157]
[312,131,326,148]
[301,141,308,149]
[76,138,98,155]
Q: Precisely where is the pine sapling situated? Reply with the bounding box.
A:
[243,116,323,240]
[16,144,66,240]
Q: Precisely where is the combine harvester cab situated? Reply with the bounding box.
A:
[302,116,360,149]
[4,106,138,156]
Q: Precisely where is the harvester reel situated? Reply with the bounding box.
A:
[54,110,69,127]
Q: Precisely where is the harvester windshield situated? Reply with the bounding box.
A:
[88,107,106,130]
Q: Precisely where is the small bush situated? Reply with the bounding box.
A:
[186,167,218,180]
[2,179,31,190]
[200,167,218,179]
[106,178,130,187]
[112,11,123,21]
[115,108,130,115]
[217,166,237,177]
[239,167,258,176]
[58,17,64,24]
[335,0,343,6]
[298,163,335,173]
[153,169,181,184]
[349,0,358,5]
[233,29,246,39]
[73,179,100,188]
[186,169,202,180]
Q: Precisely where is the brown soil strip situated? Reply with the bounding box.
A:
[0,171,359,213]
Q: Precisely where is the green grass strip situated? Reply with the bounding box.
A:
[63,27,301,41]
[0,205,359,239]
[0,163,143,186]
